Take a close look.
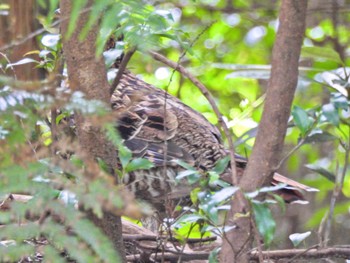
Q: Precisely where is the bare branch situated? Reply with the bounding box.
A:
[249,247,350,261]
[123,234,216,243]
[110,48,136,95]
[126,251,211,262]
[322,128,350,246]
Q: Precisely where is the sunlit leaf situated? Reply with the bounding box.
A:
[176,169,199,180]
[210,186,238,204]
[41,34,60,49]
[321,71,348,97]
[175,214,206,226]
[301,46,343,64]
[289,231,311,247]
[322,103,339,126]
[6,58,38,69]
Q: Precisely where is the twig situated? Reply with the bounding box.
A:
[276,115,320,170]
[19,119,39,161]
[110,48,136,95]
[276,136,306,170]
[50,109,58,152]
[123,234,216,243]
[286,244,319,263]
[249,246,350,260]
[126,251,211,262]
[323,128,350,247]
[250,216,264,263]
[177,223,195,263]
[0,52,17,79]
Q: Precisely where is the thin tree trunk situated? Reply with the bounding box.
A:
[221,1,308,262]
[60,1,126,261]
[1,0,40,80]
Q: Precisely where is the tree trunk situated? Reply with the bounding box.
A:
[221,0,308,262]
[60,1,126,261]
[1,0,41,80]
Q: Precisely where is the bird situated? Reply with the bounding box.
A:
[110,69,318,212]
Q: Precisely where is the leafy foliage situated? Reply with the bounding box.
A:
[1,0,350,261]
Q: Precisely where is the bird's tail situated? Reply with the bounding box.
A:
[272,172,319,204]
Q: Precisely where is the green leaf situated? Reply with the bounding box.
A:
[190,187,201,204]
[292,105,313,136]
[321,71,349,97]
[331,92,349,109]
[118,145,132,168]
[103,48,124,68]
[66,0,88,39]
[212,156,230,174]
[301,46,343,64]
[125,158,154,173]
[175,214,205,225]
[246,184,288,199]
[322,103,339,126]
[52,204,121,262]
[176,169,199,180]
[304,130,337,144]
[175,159,196,171]
[42,220,96,262]
[305,164,336,182]
[210,186,238,204]
[0,244,35,262]
[252,201,275,247]
[208,247,220,263]
[42,245,66,263]
[41,34,60,49]
[289,231,311,247]
[271,194,286,214]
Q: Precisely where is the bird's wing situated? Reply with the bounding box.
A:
[111,73,195,167]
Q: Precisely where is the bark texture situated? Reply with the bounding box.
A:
[1,0,40,80]
[220,1,308,262]
[60,1,126,261]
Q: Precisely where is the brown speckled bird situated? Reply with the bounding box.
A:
[111,71,317,211]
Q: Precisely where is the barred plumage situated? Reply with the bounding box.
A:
[111,71,317,210]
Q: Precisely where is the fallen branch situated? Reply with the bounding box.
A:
[249,247,350,261]
[123,234,216,244]
[126,251,211,262]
